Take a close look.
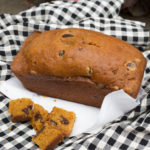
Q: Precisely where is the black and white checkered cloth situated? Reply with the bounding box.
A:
[0,0,150,149]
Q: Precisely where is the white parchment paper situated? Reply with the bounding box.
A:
[0,77,143,136]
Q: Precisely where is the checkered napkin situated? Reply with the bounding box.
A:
[0,0,150,149]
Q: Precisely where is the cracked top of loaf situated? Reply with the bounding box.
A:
[11,28,146,98]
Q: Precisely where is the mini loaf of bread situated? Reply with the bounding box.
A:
[11,28,146,107]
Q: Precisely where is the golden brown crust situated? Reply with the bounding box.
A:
[11,32,41,74]
[11,28,146,107]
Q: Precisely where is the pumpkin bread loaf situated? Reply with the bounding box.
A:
[11,28,146,107]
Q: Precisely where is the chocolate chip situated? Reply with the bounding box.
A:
[35,126,46,137]
[62,34,74,38]
[33,61,37,65]
[59,50,65,56]
[22,108,29,115]
[82,41,85,44]
[27,105,33,110]
[22,105,33,115]
[60,116,69,125]
[126,62,136,71]
[86,67,93,75]
[50,120,57,127]
[35,113,42,121]
[127,62,136,68]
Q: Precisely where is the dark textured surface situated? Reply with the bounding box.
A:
[121,13,150,30]
[0,0,27,14]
